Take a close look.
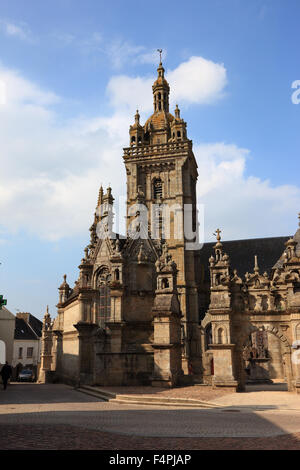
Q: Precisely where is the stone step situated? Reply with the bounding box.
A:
[78,385,116,400]
[76,385,221,408]
[113,394,220,406]
[113,399,220,408]
[76,388,106,401]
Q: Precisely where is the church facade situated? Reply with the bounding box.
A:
[39,61,300,392]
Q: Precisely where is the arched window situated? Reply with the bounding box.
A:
[205,323,212,350]
[217,328,224,344]
[153,178,163,200]
[162,278,169,289]
[215,273,221,286]
[96,267,111,327]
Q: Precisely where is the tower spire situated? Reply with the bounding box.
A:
[152,55,170,113]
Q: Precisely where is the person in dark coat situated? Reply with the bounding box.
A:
[0,362,12,390]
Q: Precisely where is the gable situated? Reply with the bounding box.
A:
[0,306,15,321]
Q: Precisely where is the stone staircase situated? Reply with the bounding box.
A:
[75,385,222,409]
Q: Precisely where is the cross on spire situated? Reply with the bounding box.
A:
[213,228,222,242]
[157,48,163,63]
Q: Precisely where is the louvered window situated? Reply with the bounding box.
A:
[153,178,163,200]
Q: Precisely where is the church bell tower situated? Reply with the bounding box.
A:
[123,58,201,373]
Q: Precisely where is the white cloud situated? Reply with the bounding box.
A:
[0,59,299,244]
[0,66,59,106]
[105,40,145,69]
[195,143,300,241]
[107,75,153,113]
[168,56,227,105]
[106,56,227,114]
[0,19,32,41]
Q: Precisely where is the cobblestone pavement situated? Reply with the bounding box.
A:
[1,424,300,450]
[0,383,300,450]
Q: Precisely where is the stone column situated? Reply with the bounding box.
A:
[74,321,98,386]
[209,344,238,392]
[152,310,183,387]
[38,308,54,383]
[151,244,183,387]
[52,330,63,377]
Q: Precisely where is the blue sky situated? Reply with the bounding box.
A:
[0,0,299,319]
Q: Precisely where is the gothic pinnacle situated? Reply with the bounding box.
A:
[254,255,259,274]
[97,184,103,207]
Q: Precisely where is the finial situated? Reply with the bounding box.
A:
[298,212,300,227]
[157,48,163,64]
[63,274,67,282]
[175,104,180,119]
[254,255,259,273]
[213,228,222,242]
[135,109,140,124]
[97,184,103,206]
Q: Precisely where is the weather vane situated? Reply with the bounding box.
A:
[157,49,163,62]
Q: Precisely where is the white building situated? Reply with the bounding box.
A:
[0,306,15,366]
[12,313,42,379]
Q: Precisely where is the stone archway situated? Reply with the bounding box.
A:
[236,323,293,392]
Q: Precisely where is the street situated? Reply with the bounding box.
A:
[0,383,300,449]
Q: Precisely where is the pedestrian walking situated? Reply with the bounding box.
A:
[0,361,12,390]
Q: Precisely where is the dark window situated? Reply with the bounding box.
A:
[27,347,33,358]
[153,178,163,200]
[96,268,111,327]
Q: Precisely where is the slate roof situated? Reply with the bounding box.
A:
[198,236,289,282]
[27,315,43,338]
[14,315,42,341]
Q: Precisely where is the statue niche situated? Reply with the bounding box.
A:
[244,330,272,384]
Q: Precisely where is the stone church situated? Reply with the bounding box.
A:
[39,61,300,393]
